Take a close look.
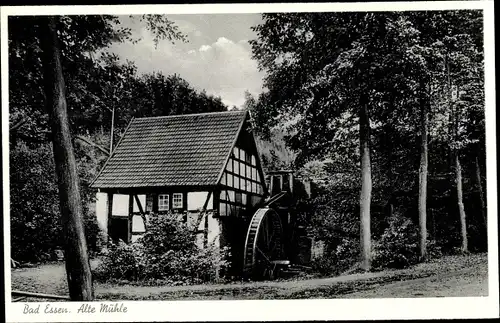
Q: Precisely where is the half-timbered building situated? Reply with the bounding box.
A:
[91,110,269,272]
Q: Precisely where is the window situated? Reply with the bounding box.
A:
[240,162,245,177]
[234,161,239,175]
[246,180,252,192]
[227,190,235,202]
[227,173,233,187]
[220,190,227,201]
[246,165,251,179]
[158,194,169,211]
[240,149,246,162]
[226,159,233,172]
[221,172,227,185]
[233,147,239,159]
[251,155,256,166]
[173,193,183,209]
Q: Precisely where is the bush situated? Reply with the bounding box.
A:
[301,186,360,276]
[372,214,420,270]
[94,212,230,285]
[93,240,144,281]
[311,237,359,276]
[140,212,196,255]
[426,239,443,260]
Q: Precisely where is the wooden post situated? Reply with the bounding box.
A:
[128,194,134,243]
[183,192,188,222]
[134,194,148,231]
[152,193,158,213]
[107,193,114,241]
[39,16,93,301]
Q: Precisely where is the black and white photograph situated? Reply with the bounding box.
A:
[2,2,498,322]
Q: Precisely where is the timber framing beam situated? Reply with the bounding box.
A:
[133,194,148,231]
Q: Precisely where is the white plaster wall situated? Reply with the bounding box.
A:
[191,211,220,249]
[131,234,142,243]
[187,191,213,210]
[112,194,129,216]
[132,214,147,233]
[97,192,219,249]
[96,193,146,235]
[207,213,220,248]
[95,192,108,233]
[133,195,146,213]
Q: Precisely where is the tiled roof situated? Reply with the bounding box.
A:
[91,111,247,189]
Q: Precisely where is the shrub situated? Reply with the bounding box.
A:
[93,240,144,281]
[426,239,443,260]
[372,214,420,270]
[311,237,359,276]
[94,212,230,285]
[140,212,196,255]
[301,186,360,276]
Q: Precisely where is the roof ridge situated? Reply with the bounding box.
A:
[134,110,247,120]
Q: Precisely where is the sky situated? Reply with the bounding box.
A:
[108,14,265,108]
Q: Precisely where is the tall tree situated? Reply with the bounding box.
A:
[418,79,429,259]
[10,14,191,296]
[9,14,232,265]
[250,12,425,271]
[38,16,93,301]
[406,10,484,253]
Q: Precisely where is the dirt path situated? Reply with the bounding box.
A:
[10,253,488,300]
[343,266,488,298]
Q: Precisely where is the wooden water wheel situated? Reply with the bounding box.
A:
[243,207,286,280]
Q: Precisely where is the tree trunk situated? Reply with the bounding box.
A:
[418,84,429,260]
[475,155,487,231]
[446,56,468,254]
[359,103,372,271]
[39,16,94,301]
[455,155,468,253]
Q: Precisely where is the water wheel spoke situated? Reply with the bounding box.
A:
[267,230,277,249]
[256,246,270,263]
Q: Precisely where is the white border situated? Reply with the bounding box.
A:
[2,1,498,322]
